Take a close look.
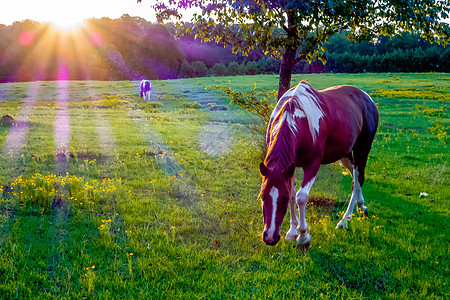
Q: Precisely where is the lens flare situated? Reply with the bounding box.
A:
[19,31,35,46]
[90,32,104,47]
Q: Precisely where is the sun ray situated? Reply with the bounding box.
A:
[2,82,41,159]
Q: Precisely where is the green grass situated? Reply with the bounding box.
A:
[0,74,448,299]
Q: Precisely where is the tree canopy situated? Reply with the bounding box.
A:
[140,0,450,98]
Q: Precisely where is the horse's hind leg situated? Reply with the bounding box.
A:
[286,178,299,241]
[336,144,372,228]
[340,156,354,175]
[336,155,359,228]
[354,154,369,216]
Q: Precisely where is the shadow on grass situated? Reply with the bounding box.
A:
[309,182,448,298]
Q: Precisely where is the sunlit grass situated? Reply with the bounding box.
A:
[0,73,448,298]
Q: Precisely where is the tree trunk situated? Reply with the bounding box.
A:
[277,10,298,100]
[277,47,297,100]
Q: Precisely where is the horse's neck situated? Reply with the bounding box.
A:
[266,121,297,170]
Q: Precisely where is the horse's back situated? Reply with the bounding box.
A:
[317,85,378,163]
[267,83,378,164]
[320,85,378,131]
[140,79,151,91]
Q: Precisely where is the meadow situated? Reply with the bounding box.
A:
[0,73,448,299]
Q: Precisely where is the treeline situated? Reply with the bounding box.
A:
[328,48,450,73]
[180,31,450,76]
[326,32,450,73]
[0,15,185,82]
[178,58,326,78]
[0,16,449,83]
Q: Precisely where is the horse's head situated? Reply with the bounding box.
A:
[259,161,295,246]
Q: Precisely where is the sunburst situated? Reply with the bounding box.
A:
[50,16,84,32]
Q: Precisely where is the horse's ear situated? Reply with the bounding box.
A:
[259,162,270,177]
[284,162,296,179]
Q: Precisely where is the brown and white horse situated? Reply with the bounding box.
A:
[140,79,151,101]
[259,81,378,248]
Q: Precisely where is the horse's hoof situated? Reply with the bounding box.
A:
[361,206,369,216]
[285,233,298,242]
[296,240,311,251]
[335,219,348,229]
[296,234,311,250]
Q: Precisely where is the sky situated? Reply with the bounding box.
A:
[1,1,448,30]
[0,0,157,28]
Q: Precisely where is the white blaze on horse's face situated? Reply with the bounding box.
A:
[260,164,294,246]
[262,183,288,246]
[260,162,296,246]
[266,186,279,241]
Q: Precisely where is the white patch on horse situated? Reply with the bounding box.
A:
[270,119,282,139]
[287,108,307,135]
[272,107,306,137]
[303,178,316,194]
[285,111,297,134]
[336,168,365,228]
[294,108,306,119]
[266,186,279,240]
[286,180,299,241]
[280,82,324,143]
[296,176,316,240]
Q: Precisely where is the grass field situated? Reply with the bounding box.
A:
[0,73,448,299]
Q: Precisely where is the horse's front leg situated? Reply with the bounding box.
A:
[296,164,319,249]
[286,178,299,241]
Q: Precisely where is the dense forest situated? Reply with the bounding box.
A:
[0,15,449,82]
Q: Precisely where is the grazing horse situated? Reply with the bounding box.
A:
[140,79,151,101]
[259,81,378,249]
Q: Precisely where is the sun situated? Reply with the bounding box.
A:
[50,15,84,31]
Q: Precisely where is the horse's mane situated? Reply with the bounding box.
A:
[265,100,297,170]
[265,81,325,170]
[280,81,324,144]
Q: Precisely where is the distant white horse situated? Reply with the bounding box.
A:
[140,79,151,101]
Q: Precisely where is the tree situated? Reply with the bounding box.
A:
[191,61,208,77]
[139,0,449,99]
[245,61,259,75]
[179,60,195,78]
[211,62,228,76]
[227,61,241,75]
